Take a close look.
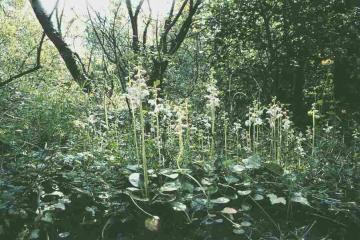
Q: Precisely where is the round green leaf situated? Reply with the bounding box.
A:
[172,202,187,211]
[210,197,230,204]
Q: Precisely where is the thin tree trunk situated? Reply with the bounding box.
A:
[292,60,307,127]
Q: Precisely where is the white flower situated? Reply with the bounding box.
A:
[190,126,198,133]
[282,118,291,131]
[353,129,359,139]
[266,99,283,126]
[295,133,306,157]
[323,123,333,133]
[204,122,211,129]
[233,122,242,133]
[73,120,86,129]
[125,69,150,109]
[172,104,188,133]
[148,99,157,106]
[87,115,97,124]
[295,145,306,157]
[205,82,220,108]
[254,118,263,126]
[200,116,211,129]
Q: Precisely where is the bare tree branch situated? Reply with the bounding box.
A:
[0,3,7,16]
[0,32,45,88]
[161,0,189,53]
[142,0,152,48]
[126,0,145,52]
[55,0,65,37]
[87,5,132,113]
[168,0,202,54]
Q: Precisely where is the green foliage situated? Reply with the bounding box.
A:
[0,1,360,239]
[1,75,359,239]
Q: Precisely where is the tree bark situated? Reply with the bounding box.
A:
[292,61,307,127]
[30,0,91,92]
[149,59,168,89]
[333,56,360,111]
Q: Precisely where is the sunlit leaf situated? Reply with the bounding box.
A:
[201,178,212,186]
[233,228,245,235]
[30,229,40,239]
[210,197,230,204]
[237,190,251,196]
[172,202,187,211]
[253,194,264,201]
[129,173,141,187]
[232,164,245,173]
[291,192,310,206]
[53,202,66,211]
[59,232,70,238]
[145,216,160,232]
[126,187,140,192]
[224,175,239,184]
[243,155,261,169]
[162,173,179,179]
[265,162,284,175]
[85,206,96,216]
[160,181,181,192]
[240,204,252,211]
[47,191,64,197]
[221,207,237,214]
[241,221,252,227]
[267,193,286,205]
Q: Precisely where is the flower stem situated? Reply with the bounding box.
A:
[139,103,148,198]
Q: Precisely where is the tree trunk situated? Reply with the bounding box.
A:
[333,56,357,110]
[292,60,307,127]
[149,59,169,91]
[30,0,91,92]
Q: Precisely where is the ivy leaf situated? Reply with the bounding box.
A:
[126,164,140,171]
[291,192,310,206]
[243,155,261,169]
[172,202,187,211]
[265,162,284,175]
[85,206,96,217]
[237,190,251,196]
[160,181,181,192]
[224,175,239,184]
[201,178,212,186]
[161,173,179,179]
[129,173,141,188]
[233,228,245,235]
[30,229,40,239]
[267,193,286,205]
[47,191,64,197]
[191,198,208,211]
[126,187,141,192]
[253,194,264,201]
[210,197,230,204]
[221,207,237,214]
[232,164,245,173]
[53,202,66,211]
[241,204,251,211]
[59,232,70,238]
[241,221,252,227]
